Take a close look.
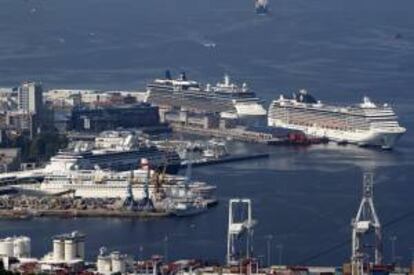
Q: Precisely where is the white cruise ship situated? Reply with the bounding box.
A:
[268,90,406,149]
[45,130,181,174]
[17,168,216,201]
[146,72,267,119]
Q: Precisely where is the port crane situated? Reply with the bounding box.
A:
[227,198,256,265]
[351,172,382,275]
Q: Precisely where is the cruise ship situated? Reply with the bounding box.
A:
[146,71,267,119]
[45,147,181,174]
[31,168,216,200]
[45,131,181,174]
[268,90,406,149]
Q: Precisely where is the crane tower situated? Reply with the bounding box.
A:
[351,172,382,275]
[226,198,256,265]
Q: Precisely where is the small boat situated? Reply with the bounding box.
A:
[255,0,269,15]
[170,198,207,217]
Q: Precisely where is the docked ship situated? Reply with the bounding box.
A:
[45,130,181,174]
[28,168,216,202]
[255,0,269,15]
[146,71,267,119]
[268,90,406,149]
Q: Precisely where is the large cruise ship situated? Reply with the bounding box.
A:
[32,168,216,200]
[46,131,181,174]
[268,90,406,149]
[146,71,267,119]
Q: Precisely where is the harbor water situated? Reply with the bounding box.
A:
[1,0,414,266]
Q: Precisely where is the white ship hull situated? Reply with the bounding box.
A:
[268,118,405,149]
[18,182,207,200]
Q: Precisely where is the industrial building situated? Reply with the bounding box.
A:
[164,109,220,130]
[39,231,85,272]
[69,103,160,132]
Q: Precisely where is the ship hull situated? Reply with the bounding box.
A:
[268,118,405,149]
[20,182,210,200]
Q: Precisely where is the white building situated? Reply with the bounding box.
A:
[18,82,43,115]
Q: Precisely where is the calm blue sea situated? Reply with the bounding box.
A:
[0,0,414,266]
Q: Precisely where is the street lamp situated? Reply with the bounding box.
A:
[139,245,144,262]
[276,244,283,265]
[265,234,273,267]
[389,236,397,264]
[164,235,169,262]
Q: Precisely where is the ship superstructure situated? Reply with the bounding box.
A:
[268,90,406,149]
[146,72,266,119]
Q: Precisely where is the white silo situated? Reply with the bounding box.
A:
[13,237,30,258]
[97,255,112,274]
[20,237,31,257]
[0,238,14,257]
[97,247,112,274]
[77,238,85,260]
[111,251,126,274]
[64,239,77,262]
[53,238,64,262]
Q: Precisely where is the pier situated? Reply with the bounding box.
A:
[171,124,327,145]
[0,195,218,219]
[172,124,280,144]
[0,209,171,219]
[181,153,269,168]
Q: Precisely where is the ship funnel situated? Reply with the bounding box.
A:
[224,74,230,86]
[165,70,172,80]
[180,72,187,81]
[242,83,248,92]
[99,246,107,256]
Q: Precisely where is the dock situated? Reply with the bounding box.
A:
[0,209,171,219]
[171,124,326,145]
[172,124,281,144]
[181,153,269,168]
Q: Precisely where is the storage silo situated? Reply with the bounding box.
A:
[13,237,28,258]
[64,239,77,262]
[97,255,112,274]
[53,238,64,262]
[0,238,14,257]
[20,237,31,257]
[77,237,85,259]
[111,251,126,274]
[97,247,111,274]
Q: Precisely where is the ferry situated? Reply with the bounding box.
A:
[268,90,406,149]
